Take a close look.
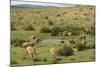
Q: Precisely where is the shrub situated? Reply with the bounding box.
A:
[83,25,95,36]
[51,26,62,36]
[89,7,93,10]
[34,58,41,61]
[90,25,95,36]
[43,57,47,62]
[76,43,87,51]
[11,59,18,64]
[56,14,61,17]
[86,44,95,49]
[85,18,90,21]
[48,20,54,25]
[11,22,17,30]
[57,44,74,56]
[18,16,23,20]
[63,26,82,35]
[56,57,62,61]
[24,24,35,31]
[86,40,95,49]
[40,26,51,33]
[45,16,49,19]
[74,18,78,21]
[52,60,58,64]
[11,39,25,47]
[83,13,88,16]
[11,25,16,30]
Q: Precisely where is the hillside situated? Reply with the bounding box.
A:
[11,5,95,36]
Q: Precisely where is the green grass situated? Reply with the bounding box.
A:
[11,31,58,40]
[11,46,95,65]
[11,31,95,65]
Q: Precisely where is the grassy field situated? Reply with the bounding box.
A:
[11,5,95,66]
[11,31,95,65]
[11,47,95,65]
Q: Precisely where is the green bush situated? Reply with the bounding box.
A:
[86,44,95,49]
[48,20,54,25]
[51,26,62,36]
[86,43,95,49]
[76,43,87,51]
[11,22,17,30]
[57,44,74,56]
[40,26,51,33]
[11,59,18,64]
[90,25,95,36]
[23,24,35,31]
[62,25,83,35]
[52,60,58,64]
[11,39,25,47]
[11,26,17,31]
[82,25,95,36]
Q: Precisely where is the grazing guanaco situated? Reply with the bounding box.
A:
[79,35,86,44]
[30,35,41,45]
[29,35,36,42]
[22,35,41,60]
[22,40,36,57]
[75,35,87,47]
[22,39,36,48]
[68,32,72,36]
[69,40,77,48]
[35,38,41,45]
[63,31,68,36]
[26,46,36,61]
[50,48,57,63]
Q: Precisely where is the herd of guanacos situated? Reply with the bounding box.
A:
[21,31,87,62]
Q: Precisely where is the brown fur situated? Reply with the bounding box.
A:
[63,31,68,36]
[22,35,41,61]
[35,38,41,45]
[30,35,36,42]
[69,35,86,48]
[50,48,56,62]
[76,35,87,47]
[26,46,36,61]
[69,39,77,48]
[22,41,35,48]
[68,32,72,36]
[22,36,41,48]
[79,35,86,43]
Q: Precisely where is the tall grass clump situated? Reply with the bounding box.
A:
[51,26,62,36]
[11,59,18,64]
[63,25,82,35]
[57,44,74,56]
[76,43,87,51]
[11,22,17,30]
[48,20,54,25]
[40,26,51,33]
[23,24,35,31]
[11,39,25,47]
[86,39,95,49]
[86,44,95,49]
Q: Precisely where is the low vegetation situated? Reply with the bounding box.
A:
[57,44,74,56]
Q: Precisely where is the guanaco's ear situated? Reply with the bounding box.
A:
[30,35,36,39]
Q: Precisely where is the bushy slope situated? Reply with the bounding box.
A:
[11,5,95,35]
